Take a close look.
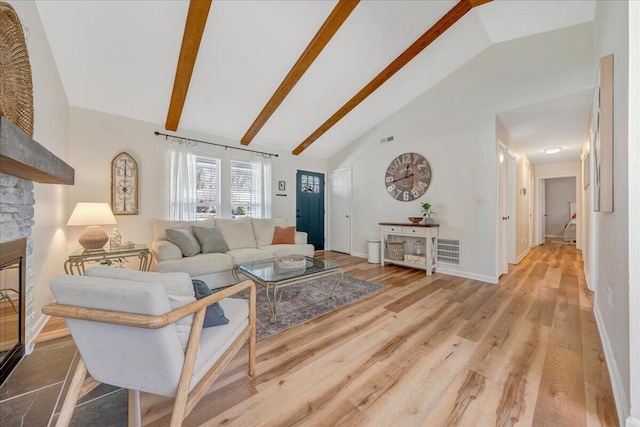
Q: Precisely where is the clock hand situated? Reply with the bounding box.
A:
[392,173,413,183]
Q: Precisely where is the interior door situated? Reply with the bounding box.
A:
[296,170,325,250]
[507,152,517,263]
[329,168,351,254]
[497,144,508,276]
[529,170,534,247]
[540,179,546,244]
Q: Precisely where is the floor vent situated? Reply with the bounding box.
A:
[437,238,461,266]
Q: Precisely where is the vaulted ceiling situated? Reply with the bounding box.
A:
[36,0,596,158]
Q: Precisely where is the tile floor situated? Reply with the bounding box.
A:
[0,336,126,426]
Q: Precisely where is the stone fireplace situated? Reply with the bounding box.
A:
[0,116,74,382]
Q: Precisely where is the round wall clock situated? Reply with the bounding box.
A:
[384,152,432,201]
[111,152,139,215]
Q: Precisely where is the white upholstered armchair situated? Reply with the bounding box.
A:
[43,268,256,427]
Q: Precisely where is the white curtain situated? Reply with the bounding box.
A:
[169,142,197,220]
[250,153,272,218]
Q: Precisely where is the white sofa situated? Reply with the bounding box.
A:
[151,217,314,289]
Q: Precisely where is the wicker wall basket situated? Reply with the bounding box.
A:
[0,2,35,137]
[387,241,405,261]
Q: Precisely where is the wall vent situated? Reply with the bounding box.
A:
[437,238,461,266]
[380,136,394,143]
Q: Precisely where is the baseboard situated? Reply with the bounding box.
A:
[583,264,594,292]
[28,313,50,354]
[627,416,640,427]
[351,251,367,259]
[545,234,563,238]
[594,303,629,424]
[436,266,498,284]
[515,248,530,264]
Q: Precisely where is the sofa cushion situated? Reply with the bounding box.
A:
[272,226,296,244]
[215,218,257,250]
[84,267,196,350]
[152,218,216,241]
[192,279,229,327]
[192,226,229,254]
[166,229,201,257]
[259,244,315,258]
[251,218,288,247]
[225,248,273,264]
[157,253,235,276]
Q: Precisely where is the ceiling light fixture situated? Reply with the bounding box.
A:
[543,147,563,154]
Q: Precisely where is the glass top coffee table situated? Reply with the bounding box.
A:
[233,256,343,323]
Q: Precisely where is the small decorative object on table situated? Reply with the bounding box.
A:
[408,216,422,224]
[274,255,306,270]
[421,202,437,224]
[110,228,122,249]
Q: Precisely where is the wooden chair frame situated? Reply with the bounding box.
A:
[43,279,256,427]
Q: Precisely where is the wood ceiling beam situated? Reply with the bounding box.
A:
[165,0,213,132]
[292,0,492,155]
[241,0,360,146]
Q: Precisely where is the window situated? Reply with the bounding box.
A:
[196,157,220,219]
[230,160,251,218]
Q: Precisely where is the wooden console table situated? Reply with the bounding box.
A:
[379,222,439,275]
[64,244,152,275]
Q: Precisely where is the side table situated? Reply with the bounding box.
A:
[64,244,152,275]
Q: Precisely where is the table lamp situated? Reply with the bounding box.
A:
[67,202,117,250]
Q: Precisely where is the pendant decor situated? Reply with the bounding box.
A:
[111,152,138,215]
[385,152,432,201]
[0,2,34,137]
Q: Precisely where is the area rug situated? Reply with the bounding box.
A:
[233,275,384,340]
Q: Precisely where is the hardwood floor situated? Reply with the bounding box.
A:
[36,242,617,426]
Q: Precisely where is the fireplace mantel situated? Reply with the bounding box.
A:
[0,116,74,184]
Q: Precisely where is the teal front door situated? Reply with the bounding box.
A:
[296,170,324,250]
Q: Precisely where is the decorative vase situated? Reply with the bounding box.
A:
[424,217,435,225]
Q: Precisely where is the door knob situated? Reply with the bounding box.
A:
[502,216,508,220]
[346,215,350,218]
[296,215,301,218]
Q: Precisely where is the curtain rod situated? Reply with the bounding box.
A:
[154,131,279,157]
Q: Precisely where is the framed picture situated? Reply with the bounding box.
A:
[111,152,139,215]
[278,181,286,191]
[593,54,614,212]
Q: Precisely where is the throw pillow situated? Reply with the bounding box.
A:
[272,226,296,244]
[166,228,201,257]
[192,279,230,327]
[192,226,229,254]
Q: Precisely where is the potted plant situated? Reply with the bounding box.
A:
[420,202,436,224]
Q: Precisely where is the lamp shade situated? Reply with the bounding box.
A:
[67,203,117,226]
[67,203,117,250]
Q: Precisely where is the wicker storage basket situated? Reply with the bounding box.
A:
[387,241,405,260]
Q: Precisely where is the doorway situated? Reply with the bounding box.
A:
[328,168,351,254]
[540,177,577,243]
[296,170,325,250]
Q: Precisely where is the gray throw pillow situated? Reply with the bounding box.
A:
[166,228,201,257]
[192,226,229,254]
[192,279,229,327]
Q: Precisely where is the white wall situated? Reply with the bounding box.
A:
[496,118,535,260]
[8,0,71,349]
[589,0,631,423]
[544,177,576,237]
[328,23,594,283]
[67,107,327,251]
[628,2,640,425]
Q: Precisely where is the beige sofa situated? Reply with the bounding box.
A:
[151,217,314,289]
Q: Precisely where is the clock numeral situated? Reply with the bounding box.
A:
[388,184,396,192]
[419,171,431,180]
[418,181,428,189]
[403,191,410,201]
[417,161,428,170]
[385,176,394,183]
[402,153,411,164]
[411,189,420,198]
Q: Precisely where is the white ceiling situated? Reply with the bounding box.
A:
[498,90,593,166]
[36,0,596,159]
